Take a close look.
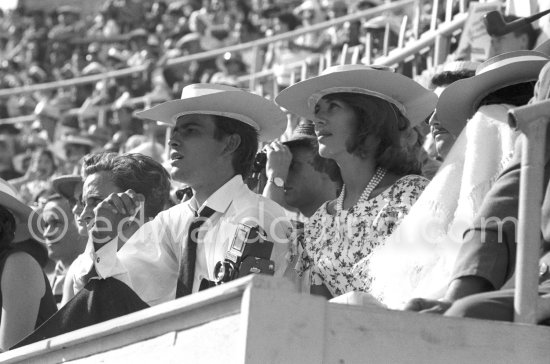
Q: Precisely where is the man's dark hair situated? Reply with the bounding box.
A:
[431,69,476,88]
[212,115,259,179]
[83,153,171,218]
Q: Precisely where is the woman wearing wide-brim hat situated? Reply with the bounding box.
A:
[275,64,436,299]
[0,178,56,351]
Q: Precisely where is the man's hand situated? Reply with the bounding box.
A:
[264,141,292,182]
[404,298,452,314]
[91,189,145,245]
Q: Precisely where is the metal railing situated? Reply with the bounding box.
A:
[0,0,472,126]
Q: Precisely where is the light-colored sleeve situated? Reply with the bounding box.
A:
[258,200,294,278]
[92,210,181,306]
[94,238,127,280]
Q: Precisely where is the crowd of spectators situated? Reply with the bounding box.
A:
[3,0,550,357]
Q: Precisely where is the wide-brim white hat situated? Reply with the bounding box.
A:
[437,50,550,137]
[0,178,32,241]
[135,84,287,142]
[274,64,437,127]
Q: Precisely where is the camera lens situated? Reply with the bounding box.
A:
[214,261,234,283]
[251,152,267,174]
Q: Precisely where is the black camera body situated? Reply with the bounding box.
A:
[213,224,275,284]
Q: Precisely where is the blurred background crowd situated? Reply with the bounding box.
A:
[0,0,460,206]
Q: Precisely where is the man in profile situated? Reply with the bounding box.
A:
[14,85,293,348]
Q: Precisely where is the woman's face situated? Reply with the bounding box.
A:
[313,97,358,159]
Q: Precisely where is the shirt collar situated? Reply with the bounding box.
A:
[187,175,244,215]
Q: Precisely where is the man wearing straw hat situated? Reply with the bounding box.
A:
[432,60,550,323]
[14,90,292,346]
[405,53,550,319]
[81,84,292,304]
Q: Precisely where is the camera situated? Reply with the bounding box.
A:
[251,152,267,174]
[212,224,275,285]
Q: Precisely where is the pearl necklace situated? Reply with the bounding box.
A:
[335,167,387,212]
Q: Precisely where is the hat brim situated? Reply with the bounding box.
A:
[0,191,33,241]
[62,137,97,148]
[135,91,287,142]
[437,52,549,137]
[52,175,82,201]
[275,68,437,127]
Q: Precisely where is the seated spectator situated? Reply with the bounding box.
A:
[0,178,56,351]
[47,6,86,42]
[404,60,550,322]
[393,57,550,315]
[60,134,97,175]
[0,135,21,181]
[370,50,548,309]
[263,11,310,88]
[112,92,144,139]
[33,99,61,143]
[52,175,85,237]
[361,15,401,60]
[15,84,292,347]
[263,122,341,218]
[40,194,87,306]
[292,0,329,54]
[275,64,435,299]
[427,60,479,161]
[263,122,342,292]
[10,148,57,205]
[488,14,539,58]
[210,52,248,86]
[66,152,171,299]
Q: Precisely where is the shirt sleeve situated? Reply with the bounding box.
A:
[451,160,523,289]
[94,237,127,280]
[91,210,181,306]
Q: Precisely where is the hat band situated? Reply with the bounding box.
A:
[479,55,549,75]
[308,87,407,116]
[171,111,260,130]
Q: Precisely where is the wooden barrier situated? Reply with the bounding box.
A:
[2,275,550,363]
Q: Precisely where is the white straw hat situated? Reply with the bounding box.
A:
[437,50,550,136]
[275,64,437,127]
[135,84,287,142]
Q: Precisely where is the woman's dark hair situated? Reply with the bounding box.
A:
[0,205,16,248]
[479,81,536,108]
[321,93,421,175]
[212,115,259,179]
[82,152,171,218]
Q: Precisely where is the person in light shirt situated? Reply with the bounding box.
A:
[14,85,293,347]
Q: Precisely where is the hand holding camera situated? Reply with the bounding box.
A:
[264,141,292,182]
[211,224,275,285]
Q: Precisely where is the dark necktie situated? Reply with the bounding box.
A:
[176,206,216,298]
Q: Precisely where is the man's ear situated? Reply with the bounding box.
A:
[222,133,241,156]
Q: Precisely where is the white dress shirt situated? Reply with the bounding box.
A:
[83,175,293,306]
